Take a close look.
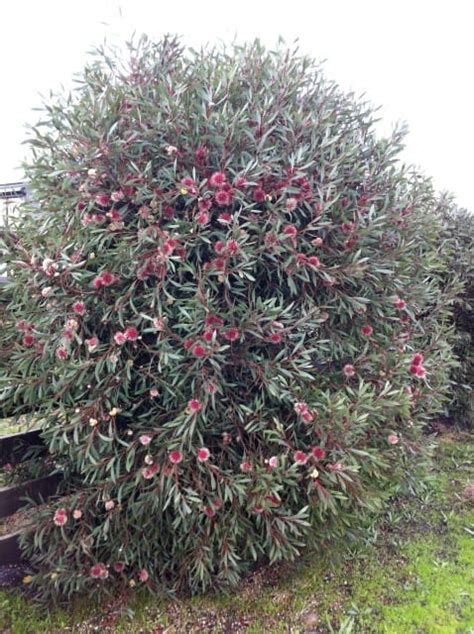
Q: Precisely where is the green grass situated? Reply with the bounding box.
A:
[1,431,473,633]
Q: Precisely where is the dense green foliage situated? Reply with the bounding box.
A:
[442,207,474,426]
[0,37,458,600]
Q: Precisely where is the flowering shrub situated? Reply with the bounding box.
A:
[0,37,457,599]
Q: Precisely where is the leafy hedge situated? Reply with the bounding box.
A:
[0,37,457,599]
[442,206,474,426]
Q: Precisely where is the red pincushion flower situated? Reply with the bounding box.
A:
[283,225,298,239]
[307,256,321,268]
[214,241,226,254]
[269,332,282,344]
[181,177,195,188]
[139,434,152,446]
[113,562,125,573]
[197,447,211,462]
[205,314,224,328]
[294,450,309,465]
[296,253,307,266]
[412,353,424,366]
[253,188,266,203]
[240,461,252,473]
[56,347,68,360]
[53,508,68,526]
[90,563,108,579]
[114,332,127,345]
[203,506,216,518]
[95,194,110,207]
[387,434,399,445]
[223,327,240,342]
[302,410,314,424]
[111,190,124,202]
[415,366,427,378]
[188,399,203,414]
[85,337,99,352]
[394,297,407,310]
[209,171,226,188]
[343,364,355,377]
[203,329,215,343]
[312,237,323,247]
[101,271,115,286]
[225,239,239,256]
[311,447,326,460]
[22,334,36,347]
[169,450,183,465]
[196,211,209,225]
[138,569,149,582]
[142,463,160,479]
[124,326,139,341]
[294,402,309,415]
[72,301,86,316]
[215,190,232,206]
[92,276,104,290]
[213,257,226,271]
[218,212,233,224]
[361,325,373,337]
[191,344,207,358]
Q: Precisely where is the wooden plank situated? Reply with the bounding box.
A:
[0,429,45,466]
[0,473,62,519]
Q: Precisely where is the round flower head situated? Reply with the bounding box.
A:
[240,461,252,473]
[90,563,108,579]
[394,297,407,310]
[311,447,326,460]
[215,190,232,206]
[192,344,207,358]
[412,353,424,366]
[361,325,373,337]
[294,451,309,465]
[114,332,127,345]
[169,450,183,465]
[139,434,152,446]
[53,508,67,527]
[269,332,282,344]
[124,326,139,341]
[85,337,99,352]
[223,327,240,342]
[187,399,203,414]
[22,334,36,347]
[387,434,399,445]
[138,569,149,582]
[294,402,309,415]
[72,301,86,315]
[73,509,82,520]
[197,447,211,462]
[209,171,226,188]
[343,364,355,378]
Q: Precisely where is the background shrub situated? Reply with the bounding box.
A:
[441,206,474,427]
[0,37,457,599]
